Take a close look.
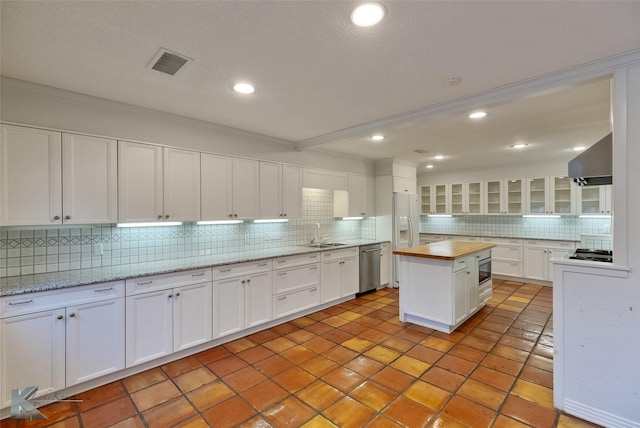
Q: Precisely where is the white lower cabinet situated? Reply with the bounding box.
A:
[126,269,212,367]
[523,240,576,282]
[321,247,359,303]
[0,282,124,408]
[482,237,524,278]
[273,257,320,318]
[380,242,390,286]
[213,261,272,337]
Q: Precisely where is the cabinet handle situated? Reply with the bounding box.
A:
[309,266,317,270]
[277,260,286,264]
[278,272,287,276]
[158,215,163,220]
[94,287,114,293]
[8,300,34,306]
[168,294,173,299]
[69,313,76,317]
[258,263,268,267]
[467,272,470,275]
[176,293,180,297]
[137,280,153,285]
[278,296,287,301]
[53,216,60,220]
[247,279,251,283]
[192,272,205,277]
[65,215,71,220]
[310,288,317,292]
[309,255,317,259]
[242,280,246,284]
[165,214,170,219]
[458,260,465,264]
[220,269,231,273]
[57,315,64,320]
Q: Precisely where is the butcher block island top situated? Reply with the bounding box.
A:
[393,240,496,260]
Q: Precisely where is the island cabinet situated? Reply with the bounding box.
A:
[395,241,495,333]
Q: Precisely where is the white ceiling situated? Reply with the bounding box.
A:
[2,1,639,172]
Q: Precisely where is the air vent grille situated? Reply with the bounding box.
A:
[148,48,193,76]
[414,149,429,154]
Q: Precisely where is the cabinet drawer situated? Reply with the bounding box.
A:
[448,235,479,242]
[212,260,271,281]
[491,246,523,262]
[453,258,468,272]
[479,287,492,302]
[127,268,212,295]
[493,260,523,277]
[1,281,124,318]
[524,240,576,249]
[321,247,358,261]
[273,285,320,319]
[272,253,320,270]
[274,264,320,294]
[482,237,523,246]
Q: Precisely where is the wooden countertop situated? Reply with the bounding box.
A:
[393,240,496,260]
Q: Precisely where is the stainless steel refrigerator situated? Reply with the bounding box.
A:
[392,193,420,288]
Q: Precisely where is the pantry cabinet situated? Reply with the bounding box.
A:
[420,184,449,214]
[201,154,259,220]
[576,184,612,215]
[526,176,575,215]
[450,182,483,215]
[125,269,212,366]
[259,162,302,219]
[1,125,118,226]
[118,142,200,222]
[484,179,525,214]
[0,282,124,408]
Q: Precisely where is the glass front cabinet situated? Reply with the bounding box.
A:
[484,179,524,215]
[420,184,449,214]
[450,182,483,215]
[526,176,575,214]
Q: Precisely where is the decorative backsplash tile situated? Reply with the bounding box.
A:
[420,215,612,240]
[0,189,376,277]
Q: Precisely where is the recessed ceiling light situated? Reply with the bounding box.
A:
[573,146,586,151]
[434,155,445,160]
[425,164,434,169]
[233,83,255,94]
[469,111,487,119]
[370,134,385,141]
[351,3,386,27]
[511,143,528,149]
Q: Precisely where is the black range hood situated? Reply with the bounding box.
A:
[568,133,612,186]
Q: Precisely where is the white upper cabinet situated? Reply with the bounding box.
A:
[1,125,117,226]
[1,124,62,225]
[118,141,200,222]
[334,174,369,217]
[450,182,483,215]
[365,176,376,217]
[526,176,575,215]
[62,133,117,224]
[576,184,612,215]
[393,176,417,194]
[201,154,258,220]
[420,184,449,214]
[163,147,200,222]
[484,179,524,215]
[259,162,301,219]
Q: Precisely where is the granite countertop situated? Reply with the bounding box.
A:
[393,240,496,260]
[419,232,579,242]
[0,239,388,297]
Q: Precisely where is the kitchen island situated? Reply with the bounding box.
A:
[394,240,496,333]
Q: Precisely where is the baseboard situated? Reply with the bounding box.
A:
[564,399,640,428]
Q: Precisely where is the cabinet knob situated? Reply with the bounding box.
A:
[57,315,64,320]
[69,313,76,318]
[65,215,71,220]
[165,214,170,219]
[283,213,287,217]
[158,215,163,219]
[176,292,180,297]
[234,214,238,218]
[53,216,60,220]
[229,214,234,218]
[168,294,173,299]
[247,279,251,283]
[242,280,246,284]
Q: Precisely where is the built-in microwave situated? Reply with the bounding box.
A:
[478,252,492,285]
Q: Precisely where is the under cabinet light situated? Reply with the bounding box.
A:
[197,220,243,225]
[117,222,182,228]
[522,215,560,218]
[578,214,612,219]
[253,219,289,223]
[427,214,452,218]
[342,217,363,220]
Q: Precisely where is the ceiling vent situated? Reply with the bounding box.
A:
[414,149,429,154]
[147,48,193,76]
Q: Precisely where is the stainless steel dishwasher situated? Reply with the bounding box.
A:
[359,244,381,294]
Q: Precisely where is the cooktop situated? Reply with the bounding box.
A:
[569,248,613,263]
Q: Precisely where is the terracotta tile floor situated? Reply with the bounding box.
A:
[2,280,602,428]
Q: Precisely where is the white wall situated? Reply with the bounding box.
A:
[0,77,374,175]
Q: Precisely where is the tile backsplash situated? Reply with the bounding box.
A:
[0,189,376,277]
[420,215,612,240]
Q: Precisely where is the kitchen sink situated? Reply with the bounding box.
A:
[303,243,346,248]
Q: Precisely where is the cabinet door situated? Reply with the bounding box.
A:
[125,290,173,367]
[546,248,570,282]
[484,180,503,214]
[380,250,390,286]
[420,186,432,214]
[466,182,483,214]
[364,176,376,217]
[523,247,547,281]
[434,184,449,214]
[467,256,479,314]
[1,309,66,408]
[450,183,464,214]
[526,177,548,214]
[201,153,233,220]
[174,282,212,351]
[213,276,245,337]
[282,165,302,219]
[341,257,360,296]
[245,272,272,328]
[453,269,468,325]
[232,158,259,219]
[118,141,163,222]
[1,124,62,225]
[321,259,342,303]
[347,174,365,217]
[258,162,282,219]
[164,148,200,222]
[505,179,524,214]
[550,176,574,214]
[62,134,118,224]
[577,184,612,215]
[66,298,125,386]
